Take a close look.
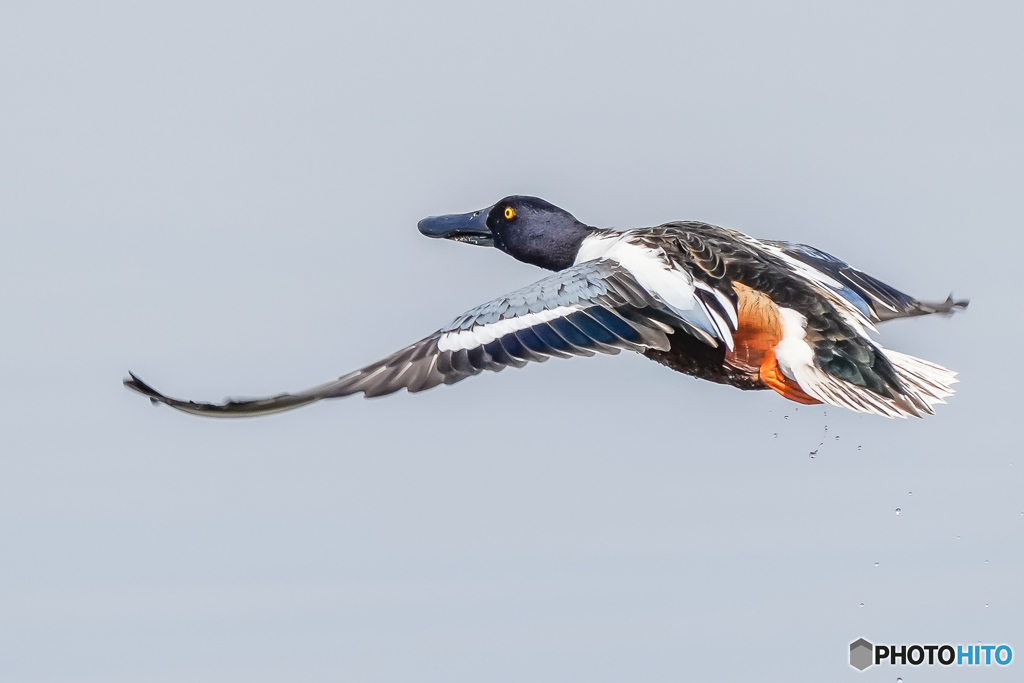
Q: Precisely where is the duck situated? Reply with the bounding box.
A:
[125,196,967,419]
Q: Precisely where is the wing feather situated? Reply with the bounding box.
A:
[766,241,968,323]
[124,260,676,418]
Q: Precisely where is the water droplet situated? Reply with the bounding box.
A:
[835,436,840,440]
[985,604,989,608]
[773,433,777,438]
[857,445,862,450]
[784,415,789,420]
[985,559,989,563]
[908,491,913,496]
[859,602,865,608]
[897,678,903,683]
[895,508,901,515]
[957,535,961,540]
[874,562,879,567]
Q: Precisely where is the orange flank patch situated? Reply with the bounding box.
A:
[725,282,822,405]
[725,283,784,374]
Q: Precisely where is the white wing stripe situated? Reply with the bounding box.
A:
[713,286,739,328]
[436,305,584,352]
[703,305,735,351]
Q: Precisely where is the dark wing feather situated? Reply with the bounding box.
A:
[124,260,674,418]
[768,241,968,322]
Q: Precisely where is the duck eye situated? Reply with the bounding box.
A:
[504,207,515,220]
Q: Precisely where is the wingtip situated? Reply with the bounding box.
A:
[123,371,139,391]
[929,294,969,316]
[123,370,143,392]
[123,371,166,407]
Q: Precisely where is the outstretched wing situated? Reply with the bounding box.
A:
[765,241,968,323]
[124,260,676,418]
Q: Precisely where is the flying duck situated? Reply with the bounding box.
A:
[125,196,967,419]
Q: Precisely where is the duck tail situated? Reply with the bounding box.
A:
[883,348,959,415]
[768,340,959,418]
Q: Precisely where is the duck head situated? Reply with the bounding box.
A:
[418,196,595,271]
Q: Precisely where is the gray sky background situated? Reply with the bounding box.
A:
[1,2,1022,681]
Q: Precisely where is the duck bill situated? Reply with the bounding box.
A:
[417,207,493,246]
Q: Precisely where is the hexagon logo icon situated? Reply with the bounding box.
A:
[849,638,874,670]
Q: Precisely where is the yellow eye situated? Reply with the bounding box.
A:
[504,206,515,220]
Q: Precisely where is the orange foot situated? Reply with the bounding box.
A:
[759,349,821,405]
